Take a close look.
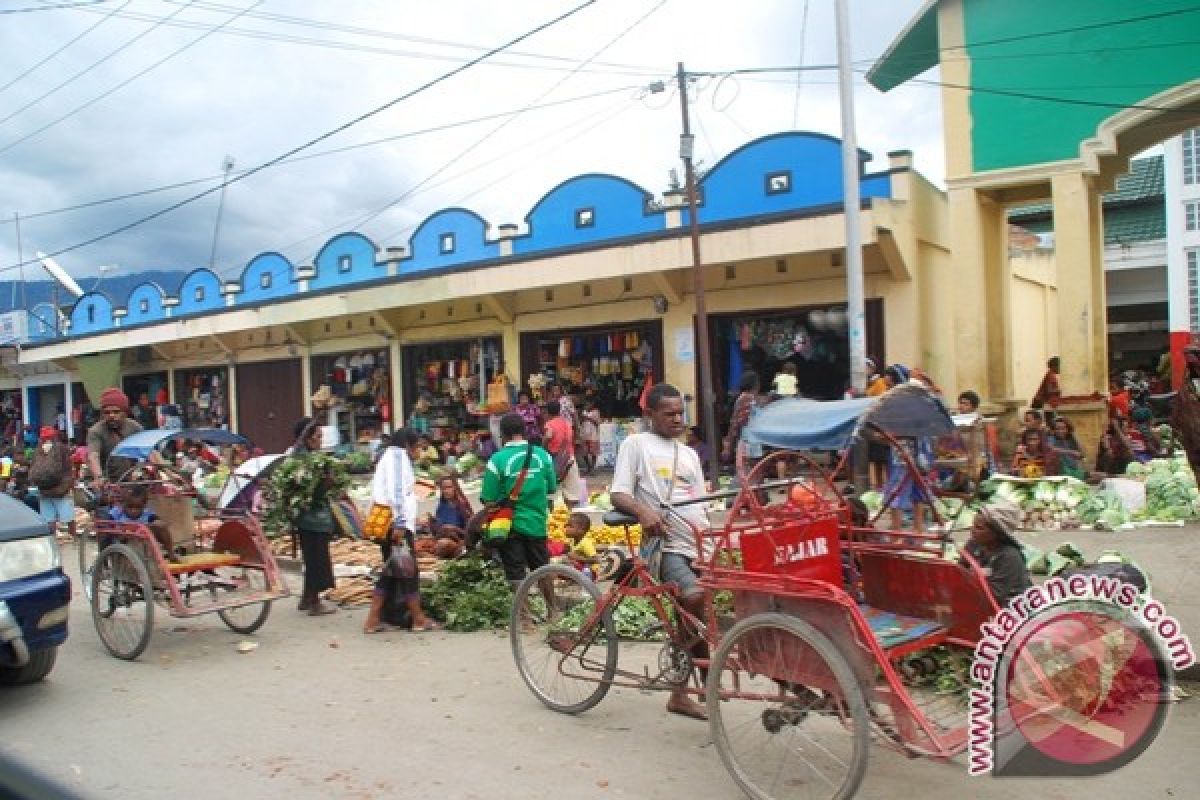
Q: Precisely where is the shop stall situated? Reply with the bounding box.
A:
[173,367,230,429]
[402,337,502,443]
[311,349,393,447]
[519,320,662,420]
[122,371,169,428]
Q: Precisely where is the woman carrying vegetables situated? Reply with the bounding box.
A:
[292,423,339,616]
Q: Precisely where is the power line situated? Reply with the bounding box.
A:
[331,1,669,238]
[0,0,130,96]
[0,84,638,226]
[56,0,666,78]
[0,1,263,156]
[0,0,197,128]
[791,0,810,129]
[0,0,599,276]
[0,1,107,13]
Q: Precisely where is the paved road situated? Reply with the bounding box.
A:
[2,536,1198,800]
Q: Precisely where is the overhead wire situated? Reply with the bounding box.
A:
[0,1,265,156]
[0,0,600,276]
[0,84,641,227]
[0,0,198,128]
[0,0,131,96]
[300,0,670,249]
[791,0,810,129]
[55,0,667,78]
[0,0,107,13]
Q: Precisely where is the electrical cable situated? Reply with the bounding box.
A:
[0,0,599,276]
[0,0,197,128]
[0,0,131,96]
[0,1,107,13]
[56,0,666,78]
[0,1,264,156]
[325,1,668,239]
[791,0,810,129]
[0,84,639,227]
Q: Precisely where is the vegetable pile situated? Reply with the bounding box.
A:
[978,476,1094,530]
[423,554,512,632]
[1126,455,1200,523]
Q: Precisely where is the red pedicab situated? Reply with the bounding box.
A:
[509,385,1007,800]
[81,428,289,661]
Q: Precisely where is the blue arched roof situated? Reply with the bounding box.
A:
[68,291,115,335]
[693,131,892,224]
[237,251,297,305]
[175,268,224,316]
[123,282,167,326]
[310,232,381,290]
[405,207,499,273]
[514,173,661,255]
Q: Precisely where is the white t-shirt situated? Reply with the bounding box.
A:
[773,373,798,396]
[610,432,708,559]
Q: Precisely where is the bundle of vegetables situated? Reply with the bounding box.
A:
[554,596,665,641]
[898,646,974,702]
[423,554,512,631]
[1126,456,1200,522]
[1074,489,1131,530]
[454,452,483,476]
[342,451,374,474]
[261,451,352,535]
[978,476,1093,530]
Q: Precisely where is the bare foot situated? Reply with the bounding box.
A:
[666,695,708,721]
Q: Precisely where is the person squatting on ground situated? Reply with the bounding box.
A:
[611,383,711,721]
[962,500,1032,607]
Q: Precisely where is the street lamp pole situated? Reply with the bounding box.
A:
[676,62,721,485]
[835,0,870,492]
[209,156,236,271]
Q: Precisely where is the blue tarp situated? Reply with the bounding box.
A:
[742,384,956,451]
[111,428,250,460]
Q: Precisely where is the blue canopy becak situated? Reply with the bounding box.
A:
[110,428,250,460]
[742,383,955,451]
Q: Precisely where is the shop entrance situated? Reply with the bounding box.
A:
[709,298,885,412]
[122,371,168,429]
[401,337,502,442]
[311,348,392,446]
[173,367,231,429]
[519,320,663,420]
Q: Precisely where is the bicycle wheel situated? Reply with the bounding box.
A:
[91,543,155,661]
[77,528,98,602]
[216,567,273,634]
[510,563,617,714]
[707,613,868,800]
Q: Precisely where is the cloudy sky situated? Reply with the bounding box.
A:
[0,0,941,287]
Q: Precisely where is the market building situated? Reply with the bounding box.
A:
[869,0,1200,446]
[6,131,950,452]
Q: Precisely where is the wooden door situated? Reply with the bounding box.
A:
[236,359,303,454]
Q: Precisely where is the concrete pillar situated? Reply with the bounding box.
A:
[226,362,239,433]
[1051,171,1108,396]
[300,348,313,415]
[501,322,520,390]
[63,380,74,441]
[947,186,1011,402]
[389,338,402,431]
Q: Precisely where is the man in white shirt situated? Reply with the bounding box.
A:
[611,383,710,720]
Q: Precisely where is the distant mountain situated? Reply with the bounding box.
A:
[0,270,191,312]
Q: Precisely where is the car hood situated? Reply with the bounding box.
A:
[0,494,50,542]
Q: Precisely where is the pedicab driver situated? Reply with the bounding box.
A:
[87,387,144,487]
[611,383,711,721]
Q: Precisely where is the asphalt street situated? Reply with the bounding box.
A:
[2,533,1198,800]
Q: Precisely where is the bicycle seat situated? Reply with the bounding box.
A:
[603,510,640,528]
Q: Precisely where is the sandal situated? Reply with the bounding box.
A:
[410,620,442,633]
[364,623,402,634]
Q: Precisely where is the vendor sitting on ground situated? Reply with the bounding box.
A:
[414,435,441,468]
[427,475,471,540]
[962,501,1032,607]
[1011,428,1059,478]
[1046,417,1086,479]
[98,484,176,562]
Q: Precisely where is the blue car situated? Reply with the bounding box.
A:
[0,494,70,685]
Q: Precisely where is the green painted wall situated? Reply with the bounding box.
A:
[964,0,1199,172]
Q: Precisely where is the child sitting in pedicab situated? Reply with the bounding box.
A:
[564,512,599,581]
[97,484,178,562]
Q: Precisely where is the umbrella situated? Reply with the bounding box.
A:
[111,427,251,460]
[217,454,285,511]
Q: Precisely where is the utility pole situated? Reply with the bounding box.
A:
[13,212,25,313]
[209,155,235,271]
[836,0,869,491]
[676,62,721,485]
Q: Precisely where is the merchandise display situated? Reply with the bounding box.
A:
[524,324,658,419]
[312,350,392,445]
[402,337,502,442]
[173,367,229,429]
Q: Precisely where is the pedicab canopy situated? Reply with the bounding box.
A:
[742,383,956,451]
[111,428,250,461]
